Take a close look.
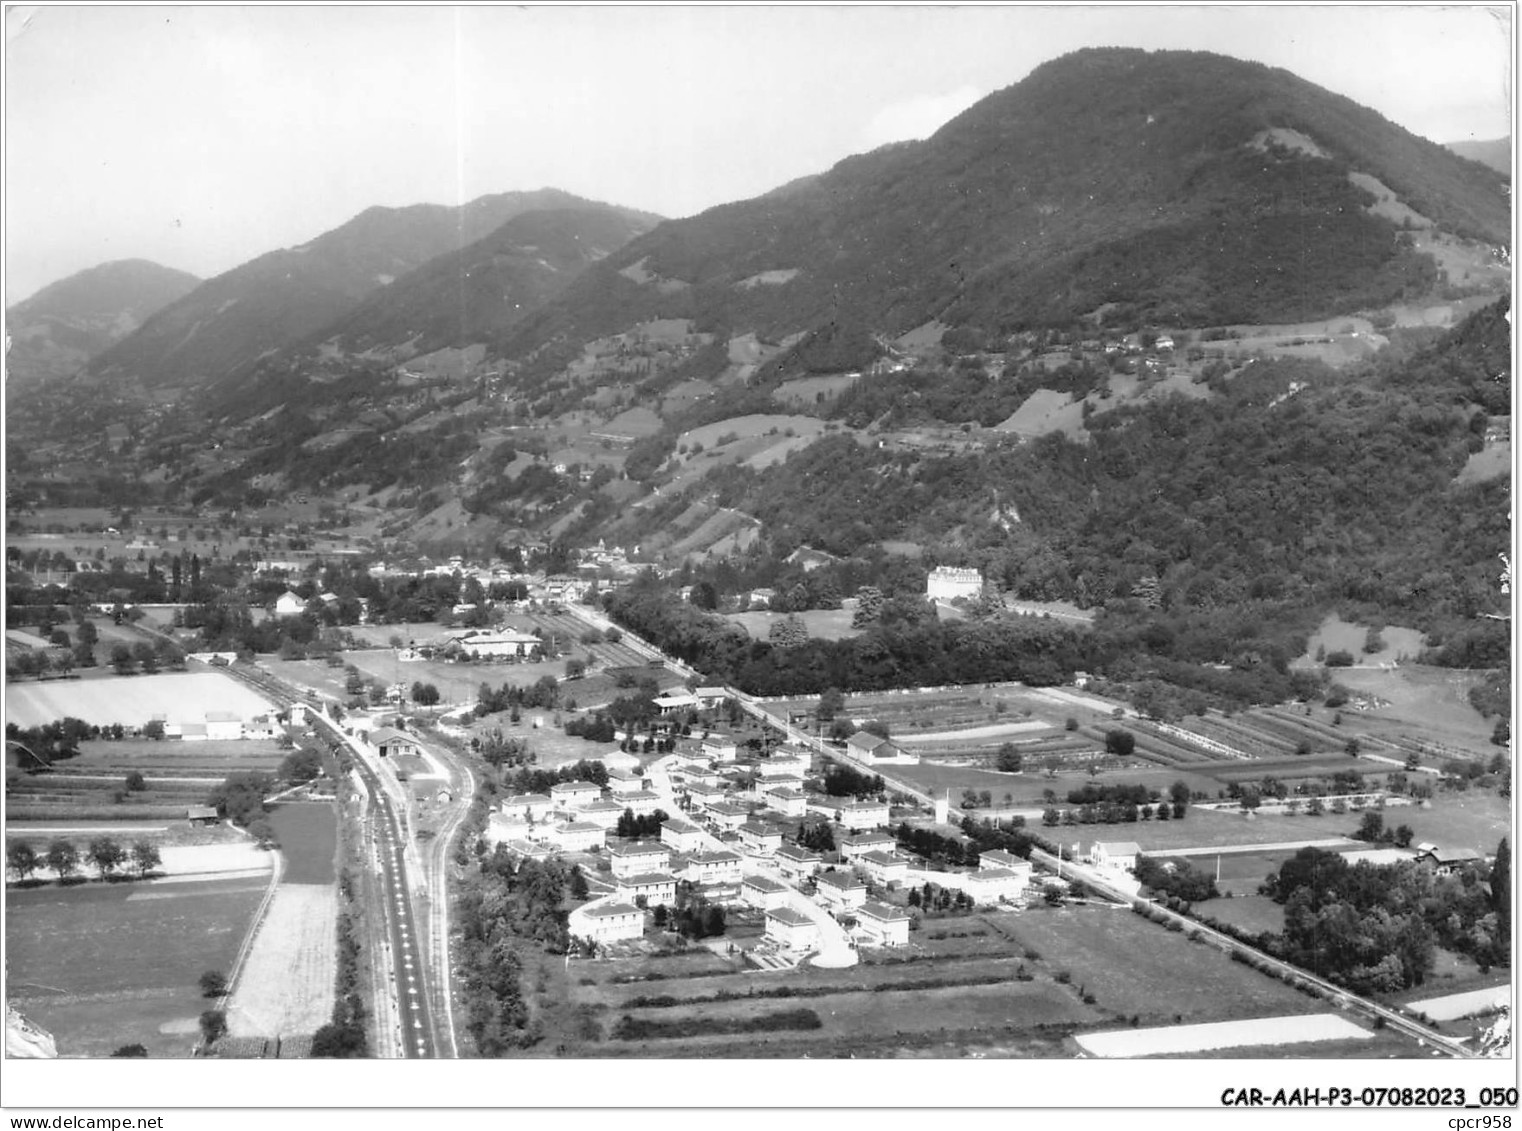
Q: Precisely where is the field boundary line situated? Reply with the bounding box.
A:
[224,841,285,1010]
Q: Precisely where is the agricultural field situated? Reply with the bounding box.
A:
[893,762,1221,810]
[725,608,861,643]
[997,904,1321,1026]
[1189,894,1286,936]
[5,874,268,1057]
[1296,612,1427,667]
[1326,665,1498,751]
[225,885,336,1041]
[7,737,285,823]
[1377,791,1511,857]
[5,670,276,730]
[772,372,861,407]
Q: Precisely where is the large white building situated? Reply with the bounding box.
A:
[926,566,983,602]
[576,902,645,943]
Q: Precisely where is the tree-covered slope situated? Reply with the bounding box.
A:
[498,48,1508,372]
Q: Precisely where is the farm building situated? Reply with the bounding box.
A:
[187,805,220,826]
[273,591,306,617]
[845,730,920,766]
[926,566,983,602]
[815,870,868,912]
[741,874,790,910]
[1089,841,1141,873]
[204,711,244,741]
[1420,846,1485,874]
[576,902,645,944]
[775,843,823,880]
[856,901,912,947]
[660,818,705,853]
[608,841,672,878]
[764,906,819,951]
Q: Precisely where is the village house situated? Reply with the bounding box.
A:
[775,842,823,881]
[606,767,648,795]
[761,749,811,776]
[706,801,751,833]
[839,832,897,863]
[554,822,606,852]
[608,841,672,878]
[684,782,728,811]
[738,821,783,857]
[763,786,808,818]
[741,874,790,910]
[273,590,306,617]
[964,867,1028,905]
[619,789,664,816]
[616,872,677,907]
[1089,841,1141,873]
[764,906,818,952]
[694,687,729,710]
[179,722,209,741]
[660,818,706,854]
[501,793,553,822]
[682,763,724,788]
[507,839,556,862]
[684,849,743,886]
[579,799,626,829]
[577,902,645,944]
[855,901,912,947]
[549,780,604,810]
[828,798,891,831]
[244,713,279,741]
[1420,845,1485,875]
[845,730,920,767]
[855,850,909,888]
[747,588,777,609]
[701,734,739,763]
[814,870,868,912]
[978,849,1031,875]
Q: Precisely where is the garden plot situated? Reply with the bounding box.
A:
[225,885,337,1040]
[1404,986,1510,1022]
[1076,1013,1370,1057]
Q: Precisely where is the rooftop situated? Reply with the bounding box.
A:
[858,900,912,922]
[617,872,678,887]
[765,906,814,927]
[743,875,788,893]
[816,870,866,890]
[584,902,642,919]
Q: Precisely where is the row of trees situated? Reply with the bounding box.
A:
[7,837,160,882]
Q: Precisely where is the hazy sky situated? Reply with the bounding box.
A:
[4,4,1513,303]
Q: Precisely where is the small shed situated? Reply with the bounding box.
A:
[188,805,220,827]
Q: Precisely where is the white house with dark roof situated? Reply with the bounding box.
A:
[576,902,645,944]
[550,780,604,809]
[685,782,727,811]
[606,767,648,795]
[706,800,751,832]
[741,874,790,910]
[763,786,808,818]
[823,798,891,831]
[856,850,909,887]
[738,821,783,857]
[619,789,664,816]
[616,872,677,907]
[701,734,739,762]
[369,727,423,758]
[685,849,742,886]
[501,793,553,822]
[775,843,823,881]
[844,729,920,766]
[814,870,868,911]
[579,799,625,829]
[1089,841,1141,873]
[964,867,1028,904]
[653,691,702,715]
[856,901,912,947]
[554,822,606,852]
[660,818,705,854]
[765,906,819,951]
[694,687,729,709]
[608,841,671,878]
[839,832,896,862]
